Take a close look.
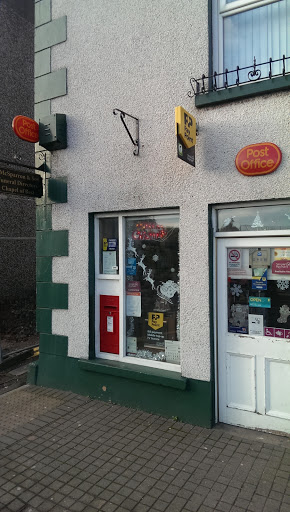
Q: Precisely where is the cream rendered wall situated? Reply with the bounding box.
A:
[49,0,289,381]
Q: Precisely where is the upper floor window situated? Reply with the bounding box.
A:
[213,0,290,84]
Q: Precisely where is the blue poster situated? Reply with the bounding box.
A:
[108,238,117,251]
[126,257,136,275]
[249,297,271,308]
[228,326,248,334]
[252,269,267,290]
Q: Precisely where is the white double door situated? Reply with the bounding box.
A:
[217,237,290,433]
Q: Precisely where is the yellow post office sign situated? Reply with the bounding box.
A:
[175,106,196,149]
[148,312,164,331]
[103,238,108,251]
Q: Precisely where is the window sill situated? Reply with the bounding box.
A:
[78,358,187,390]
[195,75,290,108]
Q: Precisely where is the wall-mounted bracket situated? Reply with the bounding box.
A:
[113,109,139,156]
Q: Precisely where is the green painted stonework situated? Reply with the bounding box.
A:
[35,16,67,52]
[37,282,68,309]
[35,48,51,78]
[35,101,51,122]
[47,178,67,203]
[36,230,68,257]
[195,75,290,108]
[35,0,51,27]
[39,334,68,356]
[79,359,187,390]
[35,68,67,103]
[27,362,38,386]
[35,151,51,173]
[88,214,95,359]
[33,354,214,427]
[36,257,52,282]
[36,308,52,333]
[36,205,52,230]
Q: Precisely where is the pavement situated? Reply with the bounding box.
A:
[0,386,289,512]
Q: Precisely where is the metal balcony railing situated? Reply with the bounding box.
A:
[188,55,290,97]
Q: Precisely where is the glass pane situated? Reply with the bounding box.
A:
[223,0,290,83]
[99,218,119,274]
[228,247,290,338]
[125,213,180,364]
[217,204,290,232]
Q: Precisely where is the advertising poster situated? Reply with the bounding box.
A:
[108,238,117,251]
[248,314,264,336]
[274,248,290,260]
[126,257,137,275]
[148,312,164,330]
[249,248,270,268]
[126,337,137,355]
[103,251,117,274]
[147,313,165,344]
[249,297,271,308]
[165,340,180,363]
[252,268,267,290]
[272,260,290,274]
[126,282,141,318]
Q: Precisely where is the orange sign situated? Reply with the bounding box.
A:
[235,143,282,176]
[12,115,39,143]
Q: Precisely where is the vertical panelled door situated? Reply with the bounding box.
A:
[217,237,290,433]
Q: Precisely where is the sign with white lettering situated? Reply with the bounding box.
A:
[0,168,43,198]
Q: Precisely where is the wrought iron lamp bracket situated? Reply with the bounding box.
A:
[113,109,139,156]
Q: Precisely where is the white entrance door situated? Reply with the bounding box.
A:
[217,237,290,433]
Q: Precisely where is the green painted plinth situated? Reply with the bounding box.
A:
[32,354,214,428]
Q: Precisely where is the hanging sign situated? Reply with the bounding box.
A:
[12,115,39,143]
[0,168,43,198]
[175,106,196,167]
[235,143,282,176]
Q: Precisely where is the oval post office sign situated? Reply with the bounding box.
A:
[12,115,39,143]
[235,142,282,176]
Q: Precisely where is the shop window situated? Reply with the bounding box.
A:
[213,0,290,85]
[125,214,180,364]
[95,211,180,368]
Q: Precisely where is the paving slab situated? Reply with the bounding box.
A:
[0,385,289,512]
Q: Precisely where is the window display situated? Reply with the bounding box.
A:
[218,205,290,232]
[228,247,290,338]
[125,214,180,364]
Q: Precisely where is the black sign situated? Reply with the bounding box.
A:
[177,133,195,167]
[0,168,43,198]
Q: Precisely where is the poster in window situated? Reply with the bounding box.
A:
[165,340,180,363]
[248,314,263,336]
[103,251,117,274]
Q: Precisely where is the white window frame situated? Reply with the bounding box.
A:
[213,0,283,75]
[94,209,181,372]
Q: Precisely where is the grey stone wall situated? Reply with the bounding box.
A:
[0,0,35,336]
